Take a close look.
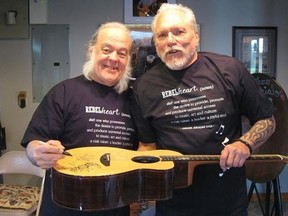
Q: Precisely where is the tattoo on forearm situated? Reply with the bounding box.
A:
[242,117,275,148]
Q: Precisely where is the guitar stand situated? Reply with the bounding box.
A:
[247,176,283,216]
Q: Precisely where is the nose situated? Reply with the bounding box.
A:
[167,32,177,44]
[108,51,118,61]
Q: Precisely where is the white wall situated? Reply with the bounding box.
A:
[0,0,287,190]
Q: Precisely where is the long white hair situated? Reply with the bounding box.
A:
[83,22,132,94]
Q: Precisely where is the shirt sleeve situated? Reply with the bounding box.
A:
[226,58,274,125]
[21,85,65,147]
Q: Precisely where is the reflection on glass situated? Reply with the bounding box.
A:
[242,36,269,74]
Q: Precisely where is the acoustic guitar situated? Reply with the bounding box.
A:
[52,146,288,211]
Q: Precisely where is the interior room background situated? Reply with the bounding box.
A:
[0,0,287,193]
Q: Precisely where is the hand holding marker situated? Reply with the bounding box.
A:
[39,141,72,156]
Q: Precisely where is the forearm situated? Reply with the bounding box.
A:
[240,115,276,151]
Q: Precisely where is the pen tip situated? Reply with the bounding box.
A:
[63,151,72,156]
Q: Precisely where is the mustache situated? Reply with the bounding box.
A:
[164,46,183,55]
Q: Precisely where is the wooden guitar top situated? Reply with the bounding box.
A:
[54,147,182,176]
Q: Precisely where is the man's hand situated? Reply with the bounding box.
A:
[220,116,276,172]
[26,140,65,169]
[220,140,251,172]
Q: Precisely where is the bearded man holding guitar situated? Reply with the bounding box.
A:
[131,3,276,216]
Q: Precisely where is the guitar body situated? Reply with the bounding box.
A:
[52,147,181,211]
[52,146,288,210]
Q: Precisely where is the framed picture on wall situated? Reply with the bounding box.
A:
[125,24,158,79]
[232,26,277,78]
[126,24,153,46]
[124,0,176,24]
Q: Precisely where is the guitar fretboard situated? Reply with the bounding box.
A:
[160,154,288,163]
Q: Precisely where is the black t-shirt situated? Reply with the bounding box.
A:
[132,52,274,215]
[22,75,137,150]
[21,75,137,216]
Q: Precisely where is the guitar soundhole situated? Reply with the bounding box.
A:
[132,156,160,163]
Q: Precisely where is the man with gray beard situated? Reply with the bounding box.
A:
[132,3,275,216]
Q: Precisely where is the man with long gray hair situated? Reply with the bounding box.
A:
[21,22,138,216]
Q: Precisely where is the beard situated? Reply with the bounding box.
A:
[158,46,197,70]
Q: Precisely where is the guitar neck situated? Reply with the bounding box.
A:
[160,154,288,164]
